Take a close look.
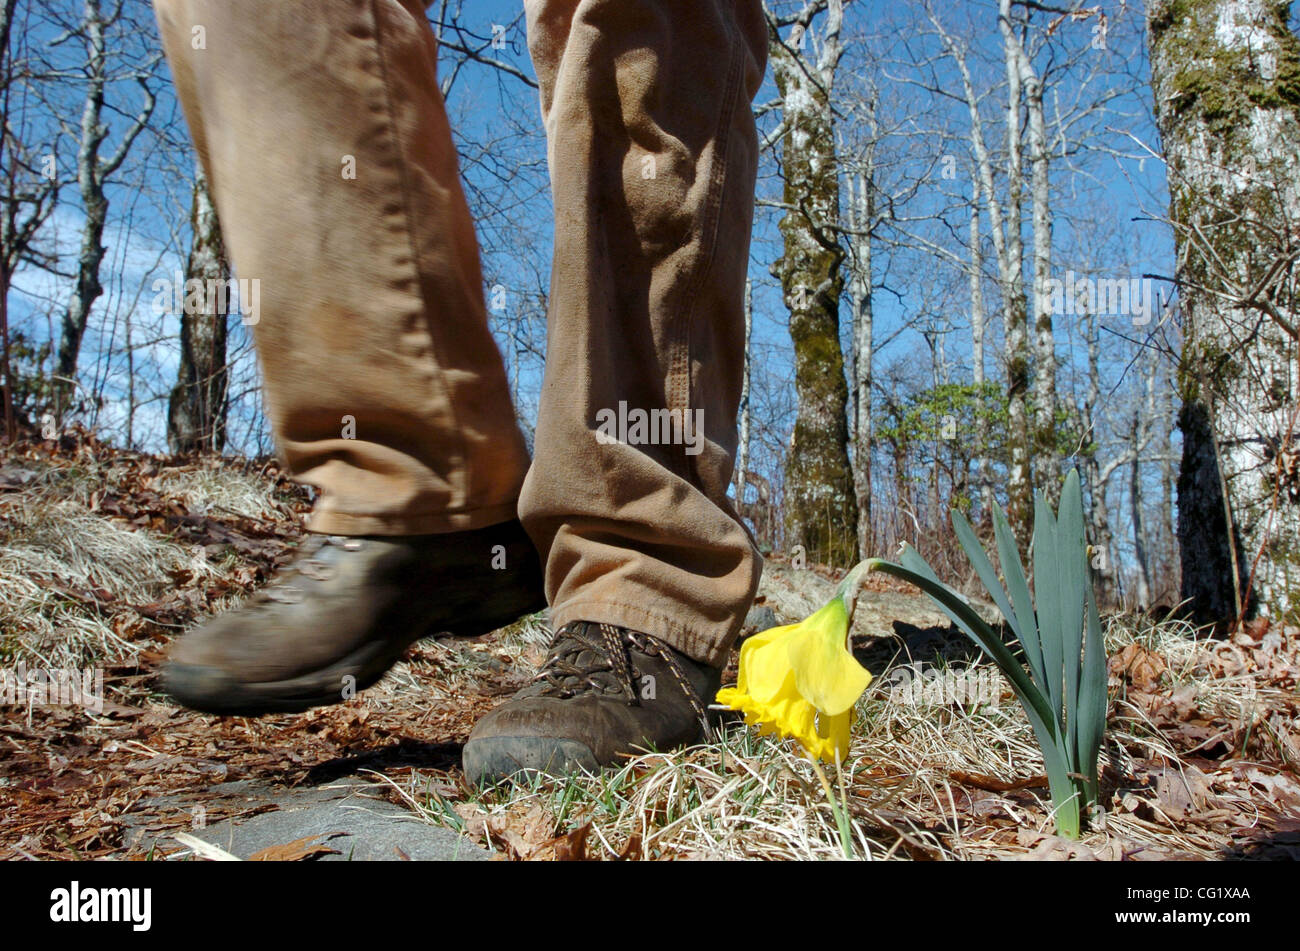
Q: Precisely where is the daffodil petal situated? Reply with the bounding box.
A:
[735,625,800,704]
[718,671,836,761]
[820,708,853,762]
[732,625,789,697]
[785,623,868,711]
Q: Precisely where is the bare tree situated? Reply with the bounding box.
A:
[967,169,996,521]
[927,2,1033,541]
[1001,0,1059,497]
[47,0,159,420]
[1,0,61,439]
[845,167,874,558]
[1129,345,1162,610]
[766,0,857,566]
[736,277,753,512]
[167,163,229,454]
[918,0,1121,539]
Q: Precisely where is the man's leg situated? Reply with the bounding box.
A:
[153,0,543,713]
[465,0,767,781]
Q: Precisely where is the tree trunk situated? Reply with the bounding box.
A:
[53,0,155,420]
[771,3,857,567]
[847,169,874,559]
[1149,0,1300,624]
[168,163,230,454]
[997,0,1034,543]
[1159,357,1178,599]
[1016,28,1058,500]
[1081,307,1120,605]
[932,3,1033,542]
[735,277,752,503]
[968,175,994,523]
[0,0,17,440]
[0,259,12,440]
[55,0,110,416]
[1131,410,1153,611]
[1085,452,1119,609]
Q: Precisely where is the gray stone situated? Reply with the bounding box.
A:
[757,558,1000,636]
[123,778,489,861]
[742,603,779,635]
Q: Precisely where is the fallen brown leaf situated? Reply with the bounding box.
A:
[1109,643,1167,690]
[247,833,344,861]
[551,822,591,861]
[949,770,1048,793]
[616,834,643,861]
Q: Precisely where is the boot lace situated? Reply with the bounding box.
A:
[530,622,712,738]
[246,535,358,609]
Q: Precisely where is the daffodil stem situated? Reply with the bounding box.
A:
[833,561,871,628]
[835,756,855,859]
[810,758,854,859]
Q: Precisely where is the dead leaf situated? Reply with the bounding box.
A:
[616,834,643,861]
[487,803,556,860]
[949,770,1048,793]
[454,802,557,859]
[1235,765,1300,809]
[1109,644,1167,690]
[551,822,591,861]
[1025,834,1099,861]
[1169,684,1199,720]
[1150,763,1216,817]
[1015,828,1046,849]
[247,833,344,861]
[1241,618,1271,641]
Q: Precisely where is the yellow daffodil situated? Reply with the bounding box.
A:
[716,566,873,763]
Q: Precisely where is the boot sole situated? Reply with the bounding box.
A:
[162,595,546,716]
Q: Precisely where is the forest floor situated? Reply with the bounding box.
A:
[2,430,1298,860]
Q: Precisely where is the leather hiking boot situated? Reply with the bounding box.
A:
[162,518,545,715]
[462,621,719,785]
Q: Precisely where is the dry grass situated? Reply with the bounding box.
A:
[148,465,292,522]
[1,499,210,669]
[0,446,301,679]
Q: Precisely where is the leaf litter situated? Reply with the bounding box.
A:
[2,431,1297,860]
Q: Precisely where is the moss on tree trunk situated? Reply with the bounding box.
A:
[772,27,857,567]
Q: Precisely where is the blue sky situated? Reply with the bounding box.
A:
[12,0,1175,441]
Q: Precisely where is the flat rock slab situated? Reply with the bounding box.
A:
[124,779,489,861]
[758,559,999,635]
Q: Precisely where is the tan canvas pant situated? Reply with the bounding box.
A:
[153,0,766,666]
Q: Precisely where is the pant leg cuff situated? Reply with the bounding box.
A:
[548,599,737,669]
[306,500,521,536]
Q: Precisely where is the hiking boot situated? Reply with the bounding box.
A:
[462,621,719,785]
[161,518,545,715]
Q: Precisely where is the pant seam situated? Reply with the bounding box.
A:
[366,0,473,510]
[669,19,745,425]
